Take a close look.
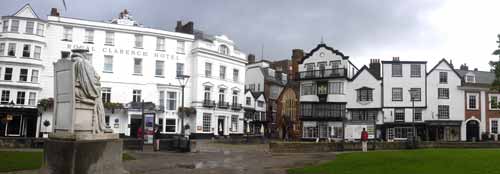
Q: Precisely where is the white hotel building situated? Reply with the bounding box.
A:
[0,4,246,138]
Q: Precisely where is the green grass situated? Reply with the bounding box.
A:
[288,149,500,174]
[0,151,43,172]
[122,153,136,161]
[0,151,135,172]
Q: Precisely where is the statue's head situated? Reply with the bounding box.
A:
[71,49,90,61]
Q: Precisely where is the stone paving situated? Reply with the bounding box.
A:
[1,140,337,174]
[124,140,337,174]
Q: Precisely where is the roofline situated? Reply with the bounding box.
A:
[349,65,382,81]
[426,58,462,79]
[298,43,349,64]
[381,61,427,64]
[12,3,40,19]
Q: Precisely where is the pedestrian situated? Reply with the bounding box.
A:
[153,125,161,151]
[137,125,143,139]
[361,128,369,152]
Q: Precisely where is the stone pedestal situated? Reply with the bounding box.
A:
[39,138,128,174]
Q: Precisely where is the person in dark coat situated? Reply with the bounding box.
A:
[153,125,161,151]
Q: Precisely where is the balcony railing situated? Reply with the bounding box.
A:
[231,103,242,110]
[202,100,216,107]
[297,68,346,80]
[217,101,230,109]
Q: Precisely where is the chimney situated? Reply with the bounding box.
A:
[50,8,60,16]
[449,59,454,68]
[392,57,400,61]
[460,64,469,71]
[175,21,194,34]
[369,59,381,78]
[247,54,256,64]
[291,49,304,80]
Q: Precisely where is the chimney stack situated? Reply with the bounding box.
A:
[291,49,304,80]
[449,59,454,68]
[50,8,60,16]
[392,57,400,61]
[247,54,256,64]
[369,59,381,78]
[460,64,469,71]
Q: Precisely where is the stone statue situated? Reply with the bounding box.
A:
[72,51,112,133]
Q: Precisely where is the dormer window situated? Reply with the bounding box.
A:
[466,75,475,83]
[219,45,229,55]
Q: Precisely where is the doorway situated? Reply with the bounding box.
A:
[130,118,143,138]
[466,120,480,141]
[218,117,225,136]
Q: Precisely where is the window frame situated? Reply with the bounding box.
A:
[392,88,403,101]
[202,113,211,132]
[155,60,164,76]
[105,31,114,45]
[166,91,177,110]
[410,64,421,77]
[438,105,450,119]
[102,87,111,103]
[133,58,142,75]
[439,72,448,84]
[467,93,479,110]
[22,44,31,58]
[392,64,402,77]
[31,69,39,83]
[84,29,94,43]
[134,34,143,48]
[103,55,113,73]
[438,88,449,99]
[132,89,142,103]
[25,21,34,34]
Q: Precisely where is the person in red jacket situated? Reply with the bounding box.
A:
[361,128,369,152]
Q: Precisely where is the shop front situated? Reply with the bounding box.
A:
[0,107,38,137]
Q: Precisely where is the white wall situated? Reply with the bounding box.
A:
[425,61,464,121]
[382,62,427,108]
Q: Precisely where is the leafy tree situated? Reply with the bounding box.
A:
[491,34,500,92]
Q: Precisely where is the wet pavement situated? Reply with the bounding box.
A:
[124,141,337,174]
[1,141,337,174]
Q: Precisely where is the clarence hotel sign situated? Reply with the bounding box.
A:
[67,44,180,60]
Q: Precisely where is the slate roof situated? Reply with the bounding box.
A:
[456,69,495,86]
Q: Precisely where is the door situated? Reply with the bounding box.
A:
[218,117,225,136]
[7,115,22,136]
[466,120,480,141]
[130,118,142,138]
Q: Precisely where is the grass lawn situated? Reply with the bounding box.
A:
[288,149,500,174]
[0,151,135,172]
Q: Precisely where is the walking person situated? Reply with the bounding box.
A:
[153,125,161,151]
[361,128,369,152]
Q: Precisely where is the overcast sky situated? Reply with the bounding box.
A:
[2,0,500,70]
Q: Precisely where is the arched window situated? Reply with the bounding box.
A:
[219,45,229,55]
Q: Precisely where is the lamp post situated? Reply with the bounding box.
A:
[408,89,417,147]
[177,74,190,137]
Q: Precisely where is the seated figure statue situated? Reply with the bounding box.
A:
[72,51,112,133]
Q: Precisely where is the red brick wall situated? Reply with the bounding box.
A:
[464,91,481,121]
[486,92,500,132]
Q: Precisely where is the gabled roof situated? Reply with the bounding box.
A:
[349,65,382,81]
[426,58,462,78]
[251,91,265,100]
[12,4,40,19]
[299,43,349,64]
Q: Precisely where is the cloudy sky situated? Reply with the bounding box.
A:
[2,0,500,70]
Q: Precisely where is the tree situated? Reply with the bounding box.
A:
[491,34,500,92]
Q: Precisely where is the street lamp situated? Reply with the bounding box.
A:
[177,74,190,137]
[408,89,417,147]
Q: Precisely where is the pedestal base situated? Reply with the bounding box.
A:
[39,138,128,174]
